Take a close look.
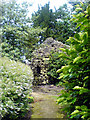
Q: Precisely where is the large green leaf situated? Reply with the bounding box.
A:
[73,56,81,63]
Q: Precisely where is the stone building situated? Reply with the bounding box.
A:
[30,37,69,85]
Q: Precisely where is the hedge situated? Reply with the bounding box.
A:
[0,56,33,119]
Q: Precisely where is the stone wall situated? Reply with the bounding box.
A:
[30,37,69,85]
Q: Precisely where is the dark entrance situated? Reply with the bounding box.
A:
[36,66,41,75]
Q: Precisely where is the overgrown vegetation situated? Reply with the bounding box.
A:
[0,0,82,61]
[32,3,75,43]
[0,56,33,119]
[0,0,89,119]
[48,51,66,84]
[56,2,90,119]
[0,0,45,61]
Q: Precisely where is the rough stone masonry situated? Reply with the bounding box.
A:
[30,37,69,85]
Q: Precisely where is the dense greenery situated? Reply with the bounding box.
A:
[0,0,45,61]
[0,0,81,61]
[54,4,75,43]
[0,56,33,119]
[57,2,90,119]
[48,51,66,84]
[32,3,56,42]
[0,0,89,119]
[32,3,76,43]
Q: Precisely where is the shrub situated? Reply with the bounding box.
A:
[0,56,33,119]
[48,51,66,84]
[57,2,90,120]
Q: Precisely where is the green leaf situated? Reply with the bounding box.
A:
[57,97,65,103]
[75,7,83,12]
[72,98,77,104]
[59,48,65,52]
[57,69,62,73]
[76,22,82,29]
[74,33,80,40]
[83,76,89,81]
[58,74,64,79]
[81,105,87,111]
[71,110,80,115]
[73,86,81,90]
[73,56,81,63]
[75,106,81,110]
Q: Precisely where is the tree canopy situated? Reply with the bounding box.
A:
[0,0,45,61]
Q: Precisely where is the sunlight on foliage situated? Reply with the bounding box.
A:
[57,2,90,120]
[0,56,33,119]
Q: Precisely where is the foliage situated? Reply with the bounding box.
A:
[0,56,33,119]
[0,0,45,61]
[69,0,89,12]
[54,4,75,43]
[48,51,66,84]
[57,2,90,119]
[32,3,76,44]
[32,2,56,42]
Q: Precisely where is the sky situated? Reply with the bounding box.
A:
[29,0,68,11]
[17,0,69,18]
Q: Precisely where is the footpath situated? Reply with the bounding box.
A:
[27,85,67,119]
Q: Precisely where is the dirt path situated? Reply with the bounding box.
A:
[29,85,67,119]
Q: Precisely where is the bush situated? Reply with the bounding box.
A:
[57,3,90,120]
[0,56,33,119]
[48,51,66,84]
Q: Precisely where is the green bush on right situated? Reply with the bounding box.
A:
[57,2,90,120]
